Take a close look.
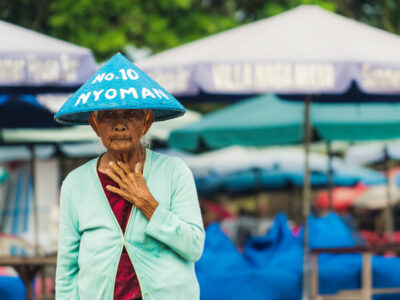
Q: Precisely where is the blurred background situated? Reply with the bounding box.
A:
[3,1,400,299]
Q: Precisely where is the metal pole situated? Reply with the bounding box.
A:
[361,252,372,300]
[310,253,319,300]
[28,145,41,300]
[383,147,394,243]
[28,145,40,255]
[302,94,312,300]
[288,183,294,221]
[327,141,334,211]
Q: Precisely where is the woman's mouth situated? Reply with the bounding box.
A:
[111,137,130,140]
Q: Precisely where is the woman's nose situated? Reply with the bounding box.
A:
[113,124,127,132]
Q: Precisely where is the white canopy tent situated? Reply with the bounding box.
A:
[138,6,400,297]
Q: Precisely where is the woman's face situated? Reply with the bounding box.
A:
[89,109,153,154]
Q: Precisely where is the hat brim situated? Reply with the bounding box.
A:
[55,108,185,125]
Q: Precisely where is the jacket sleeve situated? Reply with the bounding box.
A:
[144,159,205,262]
[56,179,80,299]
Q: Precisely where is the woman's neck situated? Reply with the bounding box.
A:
[98,146,146,173]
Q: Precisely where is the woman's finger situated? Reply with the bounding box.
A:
[98,168,108,175]
[135,162,143,175]
[107,186,134,204]
[117,161,131,176]
[105,168,124,186]
[109,161,125,180]
[106,185,124,196]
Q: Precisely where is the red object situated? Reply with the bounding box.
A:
[315,183,368,211]
[387,166,400,178]
[98,171,142,300]
[201,200,234,219]
[292,225,302,237]
[359,230,400,246]
[359,230,387,246]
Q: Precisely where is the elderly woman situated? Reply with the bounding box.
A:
[54,54,205,300]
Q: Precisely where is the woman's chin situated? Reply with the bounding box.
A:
[107,143,140,155]
[104,143,127,152]
[108,146,132,154]
[106,140,134,153]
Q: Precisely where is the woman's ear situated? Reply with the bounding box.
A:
[142,111,155,136]
[88,113,101,137]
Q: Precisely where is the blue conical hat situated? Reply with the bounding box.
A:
[55,53,185,124]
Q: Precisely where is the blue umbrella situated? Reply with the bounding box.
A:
[196,167,385,195]
[184,146,386,194]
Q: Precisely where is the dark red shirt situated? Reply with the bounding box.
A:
[98,170,142,300]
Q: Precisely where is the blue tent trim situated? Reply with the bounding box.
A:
[0,94,63,129]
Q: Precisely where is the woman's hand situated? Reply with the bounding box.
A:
[105,161,158,220]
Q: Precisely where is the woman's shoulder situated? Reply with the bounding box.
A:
[148,149,189,171]
[148,150,195,196]
[62,157,98,187]
[148,150,194,185]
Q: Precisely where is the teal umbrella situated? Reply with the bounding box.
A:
[0,167,8,185]
[170,94,400,251]
[169,95,400,151]
[169,95,304,150]
[312,103,400,141]
[311,101,400,238]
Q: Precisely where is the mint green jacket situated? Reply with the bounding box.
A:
[56,149,205,300]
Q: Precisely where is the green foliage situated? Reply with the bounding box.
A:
[1,0,400,62]
[334,0,400,35]
[231,0,336,21]
[46,0,239,61]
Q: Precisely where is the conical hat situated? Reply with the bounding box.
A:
[55,53,185,124]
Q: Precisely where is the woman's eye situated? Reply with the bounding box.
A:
[126,110,137,117]
[102,111,114,118]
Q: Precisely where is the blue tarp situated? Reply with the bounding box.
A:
[196,212,400,299]
[195,220,293,300]
[0,276,25,299]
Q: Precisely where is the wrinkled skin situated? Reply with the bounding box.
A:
[89,109,158,220]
